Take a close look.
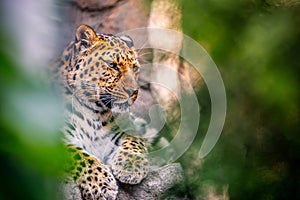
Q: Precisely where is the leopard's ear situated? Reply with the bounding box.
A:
[119,35,134,48]
[75,25,97,50]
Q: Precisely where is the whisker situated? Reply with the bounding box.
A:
[138,51,153,58]
[136,39,148,55]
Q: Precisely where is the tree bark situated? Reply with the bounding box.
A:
[61,163,183,200]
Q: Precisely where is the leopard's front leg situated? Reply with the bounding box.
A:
[66,145,118,200]
[110,135,149,184]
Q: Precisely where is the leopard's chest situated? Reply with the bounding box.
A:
[62,98,120,164]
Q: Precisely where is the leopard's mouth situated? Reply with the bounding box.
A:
[111,102,130,113]
[99,93,131,111]
[99,95,113,109]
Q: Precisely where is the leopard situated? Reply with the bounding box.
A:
[54,24,150,200]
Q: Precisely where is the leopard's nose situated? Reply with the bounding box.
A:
[124,88,138,97]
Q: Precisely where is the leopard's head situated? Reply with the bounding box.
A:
[62,25,140,112]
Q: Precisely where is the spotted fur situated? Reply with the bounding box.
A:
[55,25,149,200]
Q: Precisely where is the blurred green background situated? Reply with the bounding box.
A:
[0,40,66,199]
[0,0,299,199]
[174,0,300,199]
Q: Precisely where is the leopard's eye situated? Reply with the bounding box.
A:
[109,62,119,71]
[133,65,139,72]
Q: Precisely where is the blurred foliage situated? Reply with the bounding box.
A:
[173,0,300,199]
[0,9,67,200]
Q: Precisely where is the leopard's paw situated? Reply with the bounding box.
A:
[111,136,149,184]
[67,146,118,200]
[79,175,117,200]
[78,157,118,200]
